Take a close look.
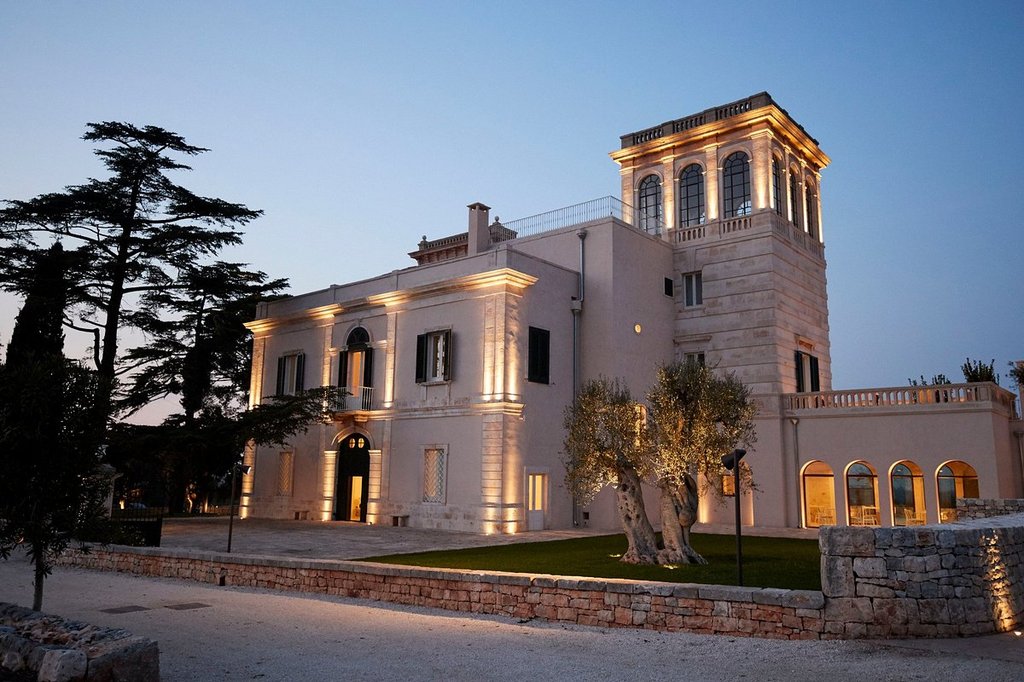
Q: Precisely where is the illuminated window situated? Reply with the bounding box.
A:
[527,326,550,384]
[795,350,820,393]
[772,157,783,215]
[339,327,373,408]
[638,174,663,232]
[678,164,705,227]
[802,461,836,527]
[891,461,926,526]
[937,461,979,522]
[846,462,879,526]
[275,353,305,395]
[423,448,447,503]
[415,330,452,383]
[789,169,801,228]
[683,271,703,307]
[722,152,751,218]
[805,182,819,240]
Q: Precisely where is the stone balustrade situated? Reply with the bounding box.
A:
[786,382,1017,416]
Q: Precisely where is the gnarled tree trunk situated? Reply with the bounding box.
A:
[657,474,706,565]
[614,466,659,564]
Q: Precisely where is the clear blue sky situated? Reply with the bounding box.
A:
[2,1,1022,409]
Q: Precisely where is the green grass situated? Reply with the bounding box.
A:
[358,533,821,591]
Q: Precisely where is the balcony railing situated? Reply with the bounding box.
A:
[333,386,375,412]
[785,382,1018,417]
[501,196,663,240]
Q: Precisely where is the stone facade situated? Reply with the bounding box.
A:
[957,498,1024,520]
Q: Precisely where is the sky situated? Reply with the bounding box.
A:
[1,0,1022,422]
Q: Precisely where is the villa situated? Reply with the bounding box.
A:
[241,93,1023,534]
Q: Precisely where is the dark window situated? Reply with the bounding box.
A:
[678,164,705,227]
[684,352,705,366]
[772,158,783,215]
[683,271,703,307]
[276,353,305,395]
[722,152,751,218]
[416,330,452,383]
[527,326,550,384]
[664,277,674,297]
[795,350,820,393]
[638,175,663,232]
[806,183,819,240]
[789,170,801,228]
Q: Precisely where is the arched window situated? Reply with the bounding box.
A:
[805,181,819,241]
[638,175,662,233]
[771,158,782,216]
[891,461,926,526]
[722,152,751,218]
[789,169,801,228]
[802,461,836,528]
[846,462,879,526]
[937,461,980,522]
[678,164,705,227]
[338,326,373,409]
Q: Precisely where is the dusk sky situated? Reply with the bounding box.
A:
[2,1,1022,422]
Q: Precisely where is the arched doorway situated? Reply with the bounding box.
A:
[335,434,370,522]
[846,461,879,526]
[801,460,836,528]
[937,460,979,522]
[891,461,926,526]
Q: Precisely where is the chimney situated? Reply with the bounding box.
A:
[467,202,491,255]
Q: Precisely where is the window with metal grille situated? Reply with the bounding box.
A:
[772,157,783,215]
[422,448,446,503]
[277,452,294,496]
[638,174,663,232]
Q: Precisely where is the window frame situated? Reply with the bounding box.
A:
[772,157,783,216]
[722,151,751,218]
[637,174,663,232]
[678,163,705,227]
[422,446,448,504]
[275,352,305,396]
[683,271,703,308]
[415,329,452,384]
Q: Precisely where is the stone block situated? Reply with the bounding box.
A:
[853,557,887,579]
[918,599,950,624]
[781,591,825,610]
[820,527,876,557]
[37,649,86,682]
[856,582,895,598]
[821,557,854,597]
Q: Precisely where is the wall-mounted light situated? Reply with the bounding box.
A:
[634,323,642,335]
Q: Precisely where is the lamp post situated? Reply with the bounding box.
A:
[720,448,747,586]
[227,460,252,553]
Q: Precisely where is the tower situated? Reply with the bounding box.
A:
[611,93,832,398]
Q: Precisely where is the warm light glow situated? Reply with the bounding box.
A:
[321,449,337,521]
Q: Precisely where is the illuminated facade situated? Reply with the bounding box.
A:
[243,93,1023,533]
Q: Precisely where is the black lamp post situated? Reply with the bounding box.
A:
[227,461,252,553]
[720,448,747,586]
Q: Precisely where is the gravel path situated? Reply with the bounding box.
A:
[2,554,1022,681]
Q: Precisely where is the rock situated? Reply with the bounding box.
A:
[37,648,86,682]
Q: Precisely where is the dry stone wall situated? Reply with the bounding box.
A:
[957,498,1024,520]
[820,513,1024,637]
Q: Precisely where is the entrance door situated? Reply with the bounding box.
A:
[335,435,370,522]
[527,473,546,531]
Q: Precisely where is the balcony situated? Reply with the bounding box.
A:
[785,382,1018,418]
[669,211,824,260]
[333,386,376,414]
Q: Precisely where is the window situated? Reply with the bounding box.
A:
[805,182,819,240]
[422,447,447,503]
[338,327,374,406]
[937,461,980,522]
[802,461,836,528]
[277,451,294,496]
[415,330,452,383]
[275,353,305,395]
[722,152,751,218]
[789,170,801,228]
[795,350,820,393]
[664,277,674,297]
[678,164,705,227]
[527,326,550,384]
[683,271,703,307]
[638,174,663,232]
[891,461,926,526]
[684,352,705,366]
[846,462,879,526]
[772,158,783,215]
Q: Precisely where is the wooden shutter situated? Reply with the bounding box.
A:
[294,353,305,392]
[415,333,427,383]
[810,355,820,392]
[442,330,453,381]
[276,356,286,395]
[795,350,805,393]
[363,347,374,388]
[337,350,348,388]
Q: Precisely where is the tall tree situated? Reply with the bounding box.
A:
[0,244,107,610]
[0,122,262,433]
[563,378,660,564]
[647,361,756,565]
[961,357,999,384]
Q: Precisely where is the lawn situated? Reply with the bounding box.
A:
[358,533,821,591]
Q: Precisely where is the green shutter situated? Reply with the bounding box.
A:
[415,333,427,383]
